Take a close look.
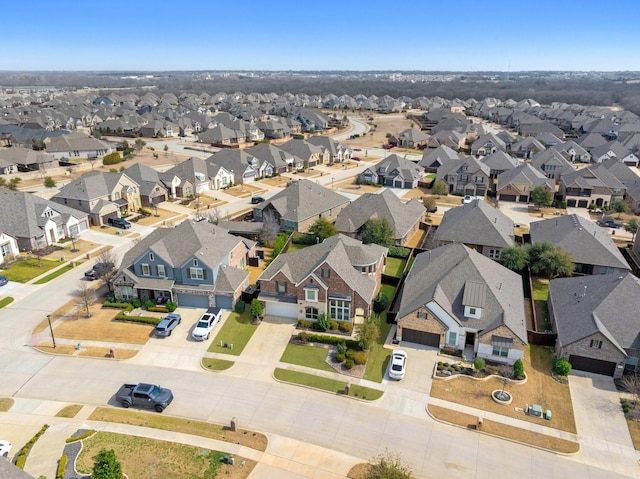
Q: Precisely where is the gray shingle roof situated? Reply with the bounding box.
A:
[395,243,527,343]
[497,163,554,191]
[433,199,515,249]
[418,144,464,169]
[334,189,425,241]
[371,154,425,182]
[549,272,640,353]
[529,214,629,270]
[259,234,387,303]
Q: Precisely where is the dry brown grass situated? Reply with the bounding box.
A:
[0,398,14,412]
[347,463,372,479]
[431,346,577,434]
[56,404,83,418]
[40,239,101,262]
[88,407,268,451]
[342,114,417,150]
[133,208,186,226]
[428,404,579,454]
[627,419,640,450]
[76,432,256,479]
[223,183,265,197]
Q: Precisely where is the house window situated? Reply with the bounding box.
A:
[488,249,501,259]
[590,339,603,349]
[115,192,120,200]
[305,288,318,302]
[119,286,135,301]
[141,264,150,276]
[321,268,330,278]
[305,307,318,320]
[193,259,198,267]
[493,345,509,357]
[475,176,483,183]
[277,281,287,294]
[329,299,351,321]
[1,243,11,257]
[469,307,477,315]
[149,253,154,261]
[600,267,614,275]
[157,265,166,277]
[417,311,427,319]
[491,336,512,358]
[448,332,457,345]
[190,267,204,280]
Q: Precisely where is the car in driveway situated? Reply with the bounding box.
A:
[107,217,131,229]
[597,218,622,228]
[191,307,222,341]
[0,439,11,457]
[389,350,407,380]
[0,276,8,287]
[462,195,473,204]
[154,313,181,337]
[251,196,265,204]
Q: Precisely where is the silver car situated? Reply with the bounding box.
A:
[154,313,181,337]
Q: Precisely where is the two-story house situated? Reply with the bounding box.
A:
[496,164,554,203]
[435,156,491,197]
[52,170,141,226]
[306,136,351,163]
[257,235,387,322]
[559,165,626,209]
[112,220,255,309]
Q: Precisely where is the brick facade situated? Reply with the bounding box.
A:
[397,308,446,345]
[557,332,626,374]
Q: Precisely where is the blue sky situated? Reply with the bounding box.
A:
[3,0,639,71]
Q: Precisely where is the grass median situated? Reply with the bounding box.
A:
[274,368,383,401]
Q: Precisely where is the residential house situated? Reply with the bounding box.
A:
[0,190,89,250]
[531,148,575,183]
[306,136,351,163]
[590,141,639,166]
[389,128,431,149]
[519,121,565,139]
[246,143,298,173]
[509,136,545,159]
[432,199,514,259]
[419,145,464,173]
[162,157,211,197]
[394,243,527,364]
[278,138,327,168]
[548,273,640,377]
[335,189,425,246]
[435,155,491,196]
[496,164,554,203]
[255,119,291,140]
[0,231,19,265]
[122,163,168,206]
[112,220,254,309]
[139,119,177,138]
[480,151,519,193]
[253,179,350,233]
[559,165,625,208]
[550,140,591,163]
[207,149,269,185]
[52,170,141,225]
[359,154,425,189]
[470,133,507,157]
[529,214,630,276]
[257,234,387,321]
[0,147,55,173]
[44,131,112,160]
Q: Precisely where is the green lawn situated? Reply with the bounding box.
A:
[2,258,62,283]
[287,242,311,252]
[384,257,406,278]
[532,277,549,301]
[274,368,383,400]
[0,297,14,309]
[208,310,258,356]
[33,264,74,284]
[202,358,235,371]
[280,343,335,372]
[364,284,396,382]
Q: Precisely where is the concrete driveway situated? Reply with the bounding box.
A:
[569,371,638,477]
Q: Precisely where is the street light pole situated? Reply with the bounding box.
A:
[47,314,56,349]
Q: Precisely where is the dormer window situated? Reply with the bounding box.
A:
[193,259,198,267]
[149,253,154,261]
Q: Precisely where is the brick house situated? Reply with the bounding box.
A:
[257,235,387,322]
[394,243,527,364]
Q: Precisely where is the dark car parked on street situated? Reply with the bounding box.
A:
[84,262,115,281]
[597,218,622,228]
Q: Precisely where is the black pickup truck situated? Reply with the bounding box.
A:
[115,383,173,412]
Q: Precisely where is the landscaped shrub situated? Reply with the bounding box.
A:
[166,301,177,312]
[338,321,353,332]
[147,306,169,313]
[473,357,486,370]
[115,313,160,325]
[350,350,368,365]
[307,333,360,349]
[329,320,339,330]
[103,301,134,311]
[291,232,317,245]
[297,331,309,343]
[388,246,410,258]
[56,455,68,479]
[513,358,525,379]
[144,299,155,310]
[131,298,142,308]
[15,424,49,469]
[553,357,572,376]
[373,292,389,314]
[234,301,245,313]
[344,359,355,369]
[317,313,331,332]
[65,429,95,443]
[337,341,347,355]
[297,319,313,329]
[16,454,26,469]
[335,353,345,363]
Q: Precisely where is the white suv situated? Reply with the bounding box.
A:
[191,308,222,341]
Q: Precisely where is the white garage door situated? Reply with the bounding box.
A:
[265,301,298,319]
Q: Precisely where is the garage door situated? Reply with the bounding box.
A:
[265,301,298,318]
[519,195,529,203]
[569,355,617,376]
[499,194,517,202]
[577,200,589,208]
[402,329,440,347]
[176,293,210,308]
[215,295,233,310]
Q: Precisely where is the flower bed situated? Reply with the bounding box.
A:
[434,359,526,384]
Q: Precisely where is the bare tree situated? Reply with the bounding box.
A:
[260,210,280,246]
[204,207,220,225]
[75,280,96,318]
[70,233,80,252]
[621,373,640,403]
[96,249,119,292]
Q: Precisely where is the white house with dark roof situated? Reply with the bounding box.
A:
[44,131,112,160]
[548,272,640,377]
[529,214,630,276]
[394,243,527,364]
[360,154,425,189]
[0,231,19,265]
